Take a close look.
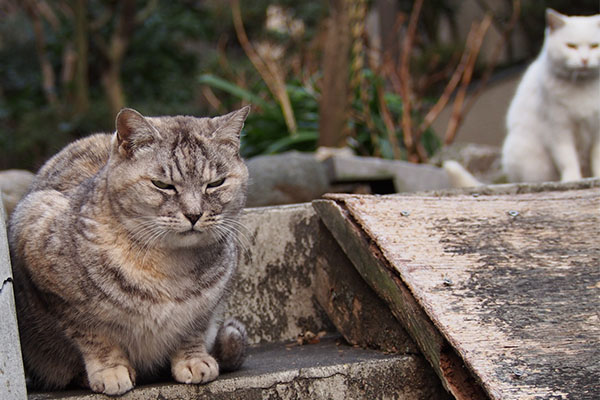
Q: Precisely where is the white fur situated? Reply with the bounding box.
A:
[443,160,483,188]
[502,10,600,182]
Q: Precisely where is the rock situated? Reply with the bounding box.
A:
[314,146,355,161]
[0,170,35,217]
[245,152,330,207]
[324,155,451,192]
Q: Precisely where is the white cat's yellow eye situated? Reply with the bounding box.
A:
[591,43,599,49]
[566,43,578,49]
[207,178,226,188]
[151,180,176,190]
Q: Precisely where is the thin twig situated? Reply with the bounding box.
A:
[135,0,158,23]
[417,25,479,136]
[444,14,492,145]
[201,86,223,112]
[463,0,521,116]
[231,0,297,135]
[398,0,424,162]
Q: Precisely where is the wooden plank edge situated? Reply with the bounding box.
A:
[314,223,419,354]
[313,199,489,400]
[323,177,600,202]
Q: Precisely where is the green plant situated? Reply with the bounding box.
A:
[349,69,441,160]
[199,69,441,161]
[198,74,319,158]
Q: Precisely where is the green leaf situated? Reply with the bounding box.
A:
[198,74,270,109]
[263,130,319,154]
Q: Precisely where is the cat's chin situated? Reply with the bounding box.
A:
[163,230,220,248]
[561,65,600,80]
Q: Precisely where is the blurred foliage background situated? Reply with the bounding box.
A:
[0,0,597,170]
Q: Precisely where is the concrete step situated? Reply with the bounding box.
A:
[225,204,334,345]
[28,336,449,400]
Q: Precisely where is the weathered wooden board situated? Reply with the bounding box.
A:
[314,199,488,400]
[315,183,600,400]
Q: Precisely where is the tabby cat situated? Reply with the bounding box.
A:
[8,106,250,395]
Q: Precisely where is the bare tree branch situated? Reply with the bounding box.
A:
[93,0,136,115]
[232,0,297,135]
[416,25,478,136]
[398,0,423,162]
[463,0,521,116]
[444,14,492,145]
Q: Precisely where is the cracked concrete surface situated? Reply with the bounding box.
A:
[29,337,449,400]
[225,204,335,345]
[1,276,13,293]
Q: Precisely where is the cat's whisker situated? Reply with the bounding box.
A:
[139,229,170,265]
[222,224,251,250]
[211,225,229,246]
[213,221,250,252]
[128,221,170,262]
[129,222,163,245]
[222,216,252,235]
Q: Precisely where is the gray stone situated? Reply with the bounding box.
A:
[28,337,449,400]
[0,170,35,218]
[245,152,330,207]
[0,195,27,400]
[325,155,451,192]
[225,204,334,344]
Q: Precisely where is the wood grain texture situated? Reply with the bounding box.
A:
[319,185,600,400]
[314,221,419,354]
[314,200,487,400]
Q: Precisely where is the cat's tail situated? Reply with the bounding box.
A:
[212,318,248,372]
[442,160,483,188]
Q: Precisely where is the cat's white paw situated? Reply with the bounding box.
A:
[88,365,134,396]
[172,353,219,384]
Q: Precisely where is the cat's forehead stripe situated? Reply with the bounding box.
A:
[173,155,184,180]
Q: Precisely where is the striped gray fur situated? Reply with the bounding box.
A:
[8,107,250,396]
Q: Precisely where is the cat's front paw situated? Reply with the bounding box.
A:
[172,353,219,384]
[88,365,135,396]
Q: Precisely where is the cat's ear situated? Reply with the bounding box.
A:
[210,105,251,149]
[114,108,161,157]
[546,9,566,32]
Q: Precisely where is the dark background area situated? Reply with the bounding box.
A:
[0,0,597,171]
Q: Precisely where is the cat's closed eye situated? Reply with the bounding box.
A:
[566,43,578,49]
[152,180,176,191]
[207,178,225,188]
[590,43,599,49]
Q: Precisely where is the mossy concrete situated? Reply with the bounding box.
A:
[225,204,335,345]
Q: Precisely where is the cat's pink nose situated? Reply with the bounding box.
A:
[582,58,589,66]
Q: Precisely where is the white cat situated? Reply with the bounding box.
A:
[502,9,600,182]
